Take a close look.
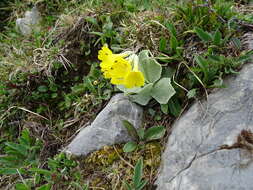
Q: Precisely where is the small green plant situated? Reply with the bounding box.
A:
[172,0,236,32]
[192,51,253,87]
[124,157,147,190]
[128,50,176,105]
[98,46,176,106]
[1,0,253,188]
[122,120,166,153]
[159,22,183,58]
[89,14,123,46]
[26,152,89,189]
[0,129,42,175]
[194,27,224,47]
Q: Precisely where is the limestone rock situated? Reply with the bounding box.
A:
[16,6,41,36]
[64,93,143,156]
[156,55,253,188]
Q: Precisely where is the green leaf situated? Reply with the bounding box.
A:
[117,85,141,94]
[70,182,88,190]
[151,78,176,104]
[84,78,96,93]
[0,156,18,166]
[195,27,212,43]
[195,55,209,83]
[138,51,162,83]
[237,50,253,62]
[124,181,132,190]
[123,142,138,153]
[170,35,178,52]
[136,180,148,190]
[49,85,57,92]
[51,93,58,98]
[5,142,28,156]
[165,22,177,37]
[83,184,89,190]
[159,37,167,52]
[133,158,144,187]
[38,85,48,93]
[122,120,139,141]
[231,37,241,50]
[19,129,31,146]
[187,89,197,99]
[144,126,166,141]
[160,104,168,114]
[29,168,52,176]
[0,168,18,175]
[168,97,182,117]
[15,183,30,190]
[36,184,51,190]
[89,31,104,36]
[130,83,153,106]
[213,29,222,46]
[137,128,145,140]
[148,108,155,117]
[209,78,225,88]
[85,17,98,26]
[138,50,149,61]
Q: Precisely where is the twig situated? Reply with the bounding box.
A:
[89,187,105,190]
[113,145,134,169]
[16,169,28,188]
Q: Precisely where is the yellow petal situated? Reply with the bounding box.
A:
[124,71,145,88]
[103,70,111,79]
[111,77,125,85]
[110,57,132,78]
[100,60,112,69]
[98,45,113,61]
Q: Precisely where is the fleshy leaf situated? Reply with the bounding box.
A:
[195,27,212,43]
[123,142,138,153]
[151,78,175,104]
[168,97,182,117]
[170,35,178,52]
[213,29,222,46]
[117,85,142,94]
[138,51,162,83]
[122,120,139,141]
[133,158,144,187]
[144,125,166,141]
[130,83,153,106]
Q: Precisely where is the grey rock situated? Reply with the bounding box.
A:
[64,93,143,156]
[156,52,253,188]
[16,6,41,36]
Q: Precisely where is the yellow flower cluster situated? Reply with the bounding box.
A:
[98,45,145,88]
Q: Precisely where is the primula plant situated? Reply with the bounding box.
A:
[98,45,145,88]
[122,120,166,153]
[98,45,176,105]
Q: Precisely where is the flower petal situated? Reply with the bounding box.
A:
[98,45,113,61]
[124,71,145,88]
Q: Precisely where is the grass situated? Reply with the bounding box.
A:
[0,0,253,189]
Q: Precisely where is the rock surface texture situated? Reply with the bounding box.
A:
[156,51,253,188]
[16,6,41,36]
[65,94,143,156]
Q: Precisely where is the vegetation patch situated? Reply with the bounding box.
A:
[1,0,253,189]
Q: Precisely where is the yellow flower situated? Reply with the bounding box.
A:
[111,77,125,85]
[97,44,145,88]
[123,60,144,88]
[102,69,112,79]
[110,57,131,85]
[99,55,131,80]
[110,57,131,78]
[98,45,113,61]
[124,71,145,88]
